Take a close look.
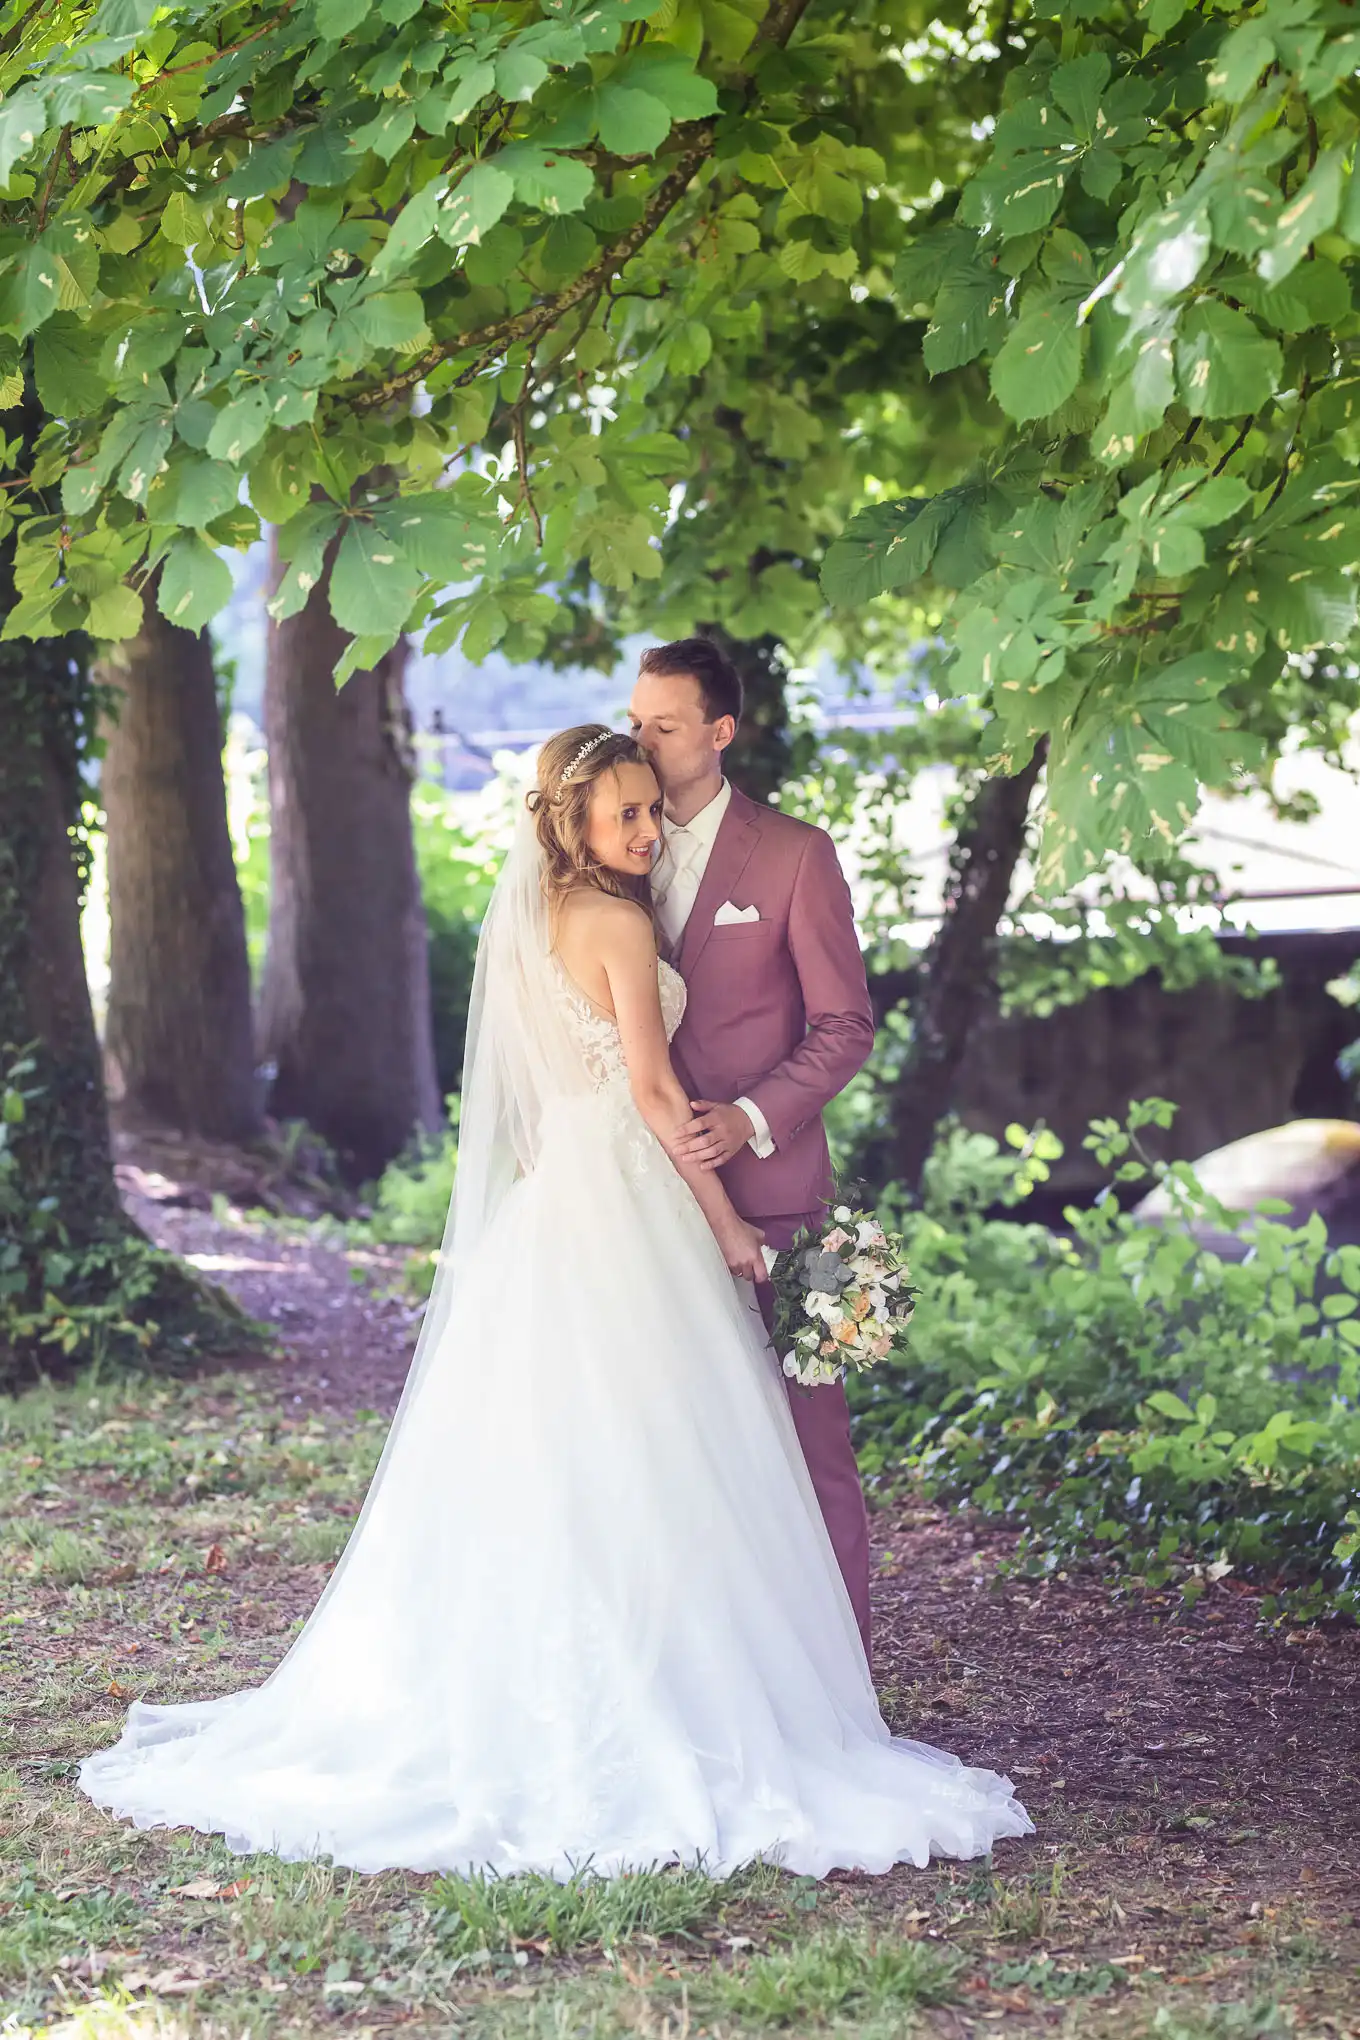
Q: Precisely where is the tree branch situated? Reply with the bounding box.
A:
[352,0,816,414]
[354,132,714,411]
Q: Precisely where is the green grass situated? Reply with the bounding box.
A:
[429,1860,779,1958]
[709,1928,964,2029]
[2,1525,108,1586]
[977,1855,1068,1942]
[1145,2000,1295,2039]
[0,1877,146,1995]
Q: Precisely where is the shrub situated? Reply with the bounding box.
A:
[852,1102,1360,1622]
[1,1050,256,1389]
[410,785,499,1099]
[358,1106,458,1253]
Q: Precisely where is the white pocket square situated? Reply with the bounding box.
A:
[714,900,761,926]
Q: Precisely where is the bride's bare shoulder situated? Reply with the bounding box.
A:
[560,889,652,934]
[556,889,655,962]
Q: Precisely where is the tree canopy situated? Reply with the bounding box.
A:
[3,0,1360,885]
[0,0,910,673]
[824,0,1360,886]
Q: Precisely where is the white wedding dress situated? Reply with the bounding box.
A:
[80,816,1032,1878]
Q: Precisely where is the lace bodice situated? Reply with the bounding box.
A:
[553,957,687,1090]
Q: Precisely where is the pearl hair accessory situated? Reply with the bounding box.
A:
[558,731,611,786]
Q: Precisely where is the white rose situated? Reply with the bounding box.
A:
[833,1205,852,1222]
[782,1354,797,1376]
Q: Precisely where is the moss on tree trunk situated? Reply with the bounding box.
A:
[0,580,258,1390]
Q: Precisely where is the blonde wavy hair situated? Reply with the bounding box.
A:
[526,724,658,914]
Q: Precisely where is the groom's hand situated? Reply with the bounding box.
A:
[672,1100,754,1171]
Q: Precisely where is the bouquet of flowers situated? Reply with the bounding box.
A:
[766,1204,917,1388]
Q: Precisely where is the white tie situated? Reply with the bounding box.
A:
[654,830,700,953]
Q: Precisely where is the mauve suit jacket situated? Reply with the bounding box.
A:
[667,786,875,1222]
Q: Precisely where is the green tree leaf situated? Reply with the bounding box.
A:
[155,455,241,529]
[159,190,208,249]
[991,299,1083,422]
[1049,51,1110,140]
[1259,148,1344,283]
[222,136,302,199]
[86,581,144,641]
[33,315,106,416]
[593,81,673,155]
[960,100,1074,238]
[1174,301,1281,418]
[0,88,48,187]
[371,179,446,280]
[1229,257,1351,333]
[348,103,417,164]
[922,260,1007,374]
[496,142,594,214]
[0,222,99,334]
[329,520,422,637]
[373,486,501,579]
[268,505,343,623]
[439,163,515,245]
[1116,199,1211,321]
[206,388,274,465]
[347,289,429,349]
[157,534,233,632]
[316,0,372,37]
[822,497,952,606]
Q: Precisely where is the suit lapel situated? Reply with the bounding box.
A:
[678,787,762,980]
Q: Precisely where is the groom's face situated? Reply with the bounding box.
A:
[627,670,732,802]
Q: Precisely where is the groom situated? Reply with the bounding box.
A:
[629,638,877,1660]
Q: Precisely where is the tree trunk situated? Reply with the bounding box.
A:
[258,540,440,1182]
[698,625,803,806]
[0,643,253,1385]
[0,385,253,1389]
[99,600,260,1142]
[881,744,1048,1192]
[0,654,125,1252]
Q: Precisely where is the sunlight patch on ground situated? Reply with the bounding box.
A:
[179,1254,295,1276]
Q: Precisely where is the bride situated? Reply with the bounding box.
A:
[79,726,1033,1879]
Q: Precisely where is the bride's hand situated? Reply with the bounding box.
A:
[719,1216,767,1283]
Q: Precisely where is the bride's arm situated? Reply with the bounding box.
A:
[597,903,766,1281]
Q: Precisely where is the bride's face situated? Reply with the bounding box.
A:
[586,762,664,878]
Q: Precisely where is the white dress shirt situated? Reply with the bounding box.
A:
[652,779,776,1160]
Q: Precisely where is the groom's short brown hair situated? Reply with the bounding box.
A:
[638,637,743,727]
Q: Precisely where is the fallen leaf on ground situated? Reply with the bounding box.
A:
[106,1678,131,1699]
[204,1543,228,1572]
[168,1878,231,1899]
[124,1971,206,1995]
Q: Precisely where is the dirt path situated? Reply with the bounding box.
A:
[124,1186,421,1416]
[3,1196,1357,2036]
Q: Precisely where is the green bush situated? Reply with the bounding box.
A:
[410,785,499,1099]
[0,1049,257,1387]
[358,1106,458,1252]
[851,1102,1360,1622]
